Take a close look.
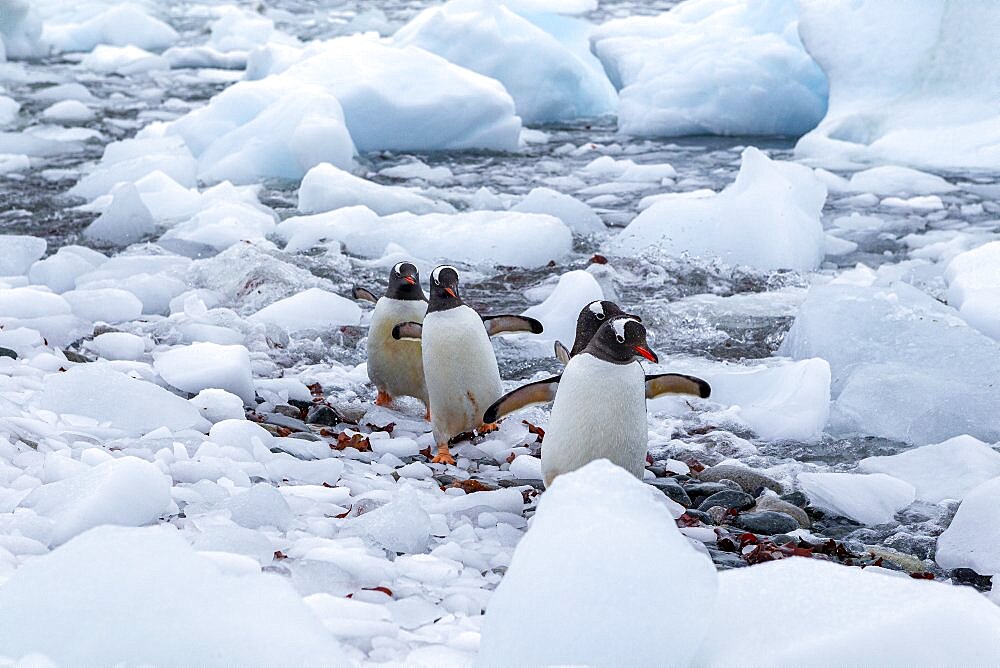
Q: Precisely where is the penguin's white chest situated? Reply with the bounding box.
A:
[542,354,648,486]
[367,297,427,402]
[422,305,502,440]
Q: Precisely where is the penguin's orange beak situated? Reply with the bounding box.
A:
[444,287,457,298]
[404,276,416,285]
[633,345,658,363]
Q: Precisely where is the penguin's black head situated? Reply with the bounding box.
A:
[585,316,658,365]
[570,300,641,356]
[386,262,425,301]
[427,265,462,312]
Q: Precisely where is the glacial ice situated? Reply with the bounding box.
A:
[936,476,1000,576]
[521,269,604,347]
[43,4,178,53]
[511,187,605,236]
[297,162,452,216]
[945,241,1000,340]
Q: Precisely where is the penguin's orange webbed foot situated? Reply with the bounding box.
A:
[478,422,499,435]
[375,390,392,406]
[430,444,455,465]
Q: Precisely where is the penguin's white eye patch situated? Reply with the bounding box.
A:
[611,317,638,340]
[431,265,456,286]
[392,261,404,275]
[587,301,605,317]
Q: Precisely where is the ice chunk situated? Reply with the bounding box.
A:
[208,419,273,452]
[479,460,716,665]
[90,332,145,361]
[508,454,542,480]
[223,484,293,531]
[208,5,297,53]
[0,235,45,275]
[189,388,246,424]
[43,4,178,53]
[153,342,255,406]
[795,1,1000,170]
[521,270,603,346]
[346,488,431,554]
[248,288,362,333]
[859,436,1000,504]
[28,245,106,293]
[610,147,826,272]
[159,200,277,252]
[69,136,198,200]
[846,166,958,196]
[20,457,171,546]
[32,83,97,104]
[395,0,615,124]
[780,282,1000,444]
[83,182,157,246]
[377,160,453,184]
[700,557,1000,665]
[38,365,209,435]
[945,241,1000,340]
[592,0,827,137]
[799,472,915,525]
[0,95,19,127]
[511,187,605,236]
[297,162,451,216]
[244,34,521,152]
[63,288,142,324]
[79,44,170,75]
[0,525,345,663]
[41,100,94,124]
[0,287,71,319]
[936,476,1000,575]
[0,0,43,58]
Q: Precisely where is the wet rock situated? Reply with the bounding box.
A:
[274,404,303,419]
[735,511,800,535]
[263,413,310,433]
[499,478,545,491]
[697,464,783,494]
[754,492,811,528]
[707,547,746,570]
[698,490,754,513]
[287,432,323,441]
[950,568,993,591]
[327,402,365,424]
[681,481,729,504]
[92,325,120,337]
[780,490,809,508]
[867,545,928,574]
[306,404,340,426]
[647,478,692,507]
[706,506,729,525]
[62,350,90,363]
[717,478,742,491]
[683,509,712,524]
[0,347,16,359]
[882,531,936,561]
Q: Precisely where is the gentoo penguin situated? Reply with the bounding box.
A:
[488,317,659,486]
[394,265,542,465]
[354,262,429,416]
[554,300,637,363]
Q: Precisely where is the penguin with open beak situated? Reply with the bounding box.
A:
[391,265,542,465]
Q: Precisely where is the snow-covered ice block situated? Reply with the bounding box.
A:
[154,342,255,406]
[43,3,178,53]
[610,147,826,271]
[511,187,605,236]
[859,436,1000,504]
[591,0,827,137]
[244,34,521,152]
[90,332,145,361]
[936,476,1000,575]
[83,182,156,246]
[0,235,45,275]
[79,44,170,75]
[0,525,345,664]
[479,460,716,665]
[248,288,362,333]
[799,472,915,525]
[63,288,143,324]
[521,270,603,346]
[189,388,246,424]
[394,0,616,124]
[20,457,171,546]
[277,207,572,268]
[795,0,1000,170]
[780,282,1000,444]
[297,162,451,216]
[508,454,542,480]
[69,135,198,200]
[700,557,1000,665]
[38,365,209,435]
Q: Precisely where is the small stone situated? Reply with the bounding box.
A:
[867,545,931,574]
[0,347,16,359]
[717,478,742,491]
[273,404,303,419]
[707,547,747,570]
[698,490,754,513]
[306,404,340,426]
[780,490,809,508]
[681,481,729,503]
[734,511,800,535]
[62,350,90,363]
[647,478,692,507]
[707,506,729,525]
[683,509,713,524]
[754,492,811,528]
[698,464,783,494]
[92,325,120,337]
[949,568,992,591]
[263,413,310,432]
[327,402,365,424]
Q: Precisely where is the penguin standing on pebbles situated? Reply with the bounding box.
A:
[393,265,543,464]
[353,262,429,417]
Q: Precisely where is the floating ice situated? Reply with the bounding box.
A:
[79,44,170,75]
[592,0,828,136]
[29,245,106,293]
[159,200,277,252]
[69,136,198,200]
[936,476,1000,575]
[0,95,20,126]
[248,288,362,333]
[521,270,603,346]
[43,4,178,53]
[395,0,616,124]
[945,241,1000,340]
[610,147,827,272]
[0,526,345,664]
[41,100,94,124]
[0,0,44,59]
[0,287,71,319]
[844,165,958,196]
[377,160,453,185]
[795,0,1000,170]
[479,460,716,665]
[207,5,297,54]
[20,457,171,546]
[859,435,1000,504]
[297,162,451,216]
[154,342,255,406]
[511,187,605,236]
[90,332,145,361]
[799,472,915,525]
[0,235,46,276]
[83,182,156,246]
[63,288,142,324]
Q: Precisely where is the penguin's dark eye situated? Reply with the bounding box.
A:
[616,334,625,343]
[596,313,605,320]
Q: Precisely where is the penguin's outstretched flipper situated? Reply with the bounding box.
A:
[483,375,561,424]
[391,322,423,341]
[553,340,571,365]
[482,315,543,337]
[645,373,711,399]
[352,286,379,303]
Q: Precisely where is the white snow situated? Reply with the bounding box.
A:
[153,342,255,406]
[395,0,616,124]
[248,288,362,333]
[0,235,46,275]
[511,187,605,236]
[611,147,827,271]
[521,270,603,346]
[0,525,346,664]
[297,162,451,216]
[592,0,827,137]
[859,435,1000,504]
[936,476,1000,575]
[795,0,1000,170]
[798,471,915,525]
